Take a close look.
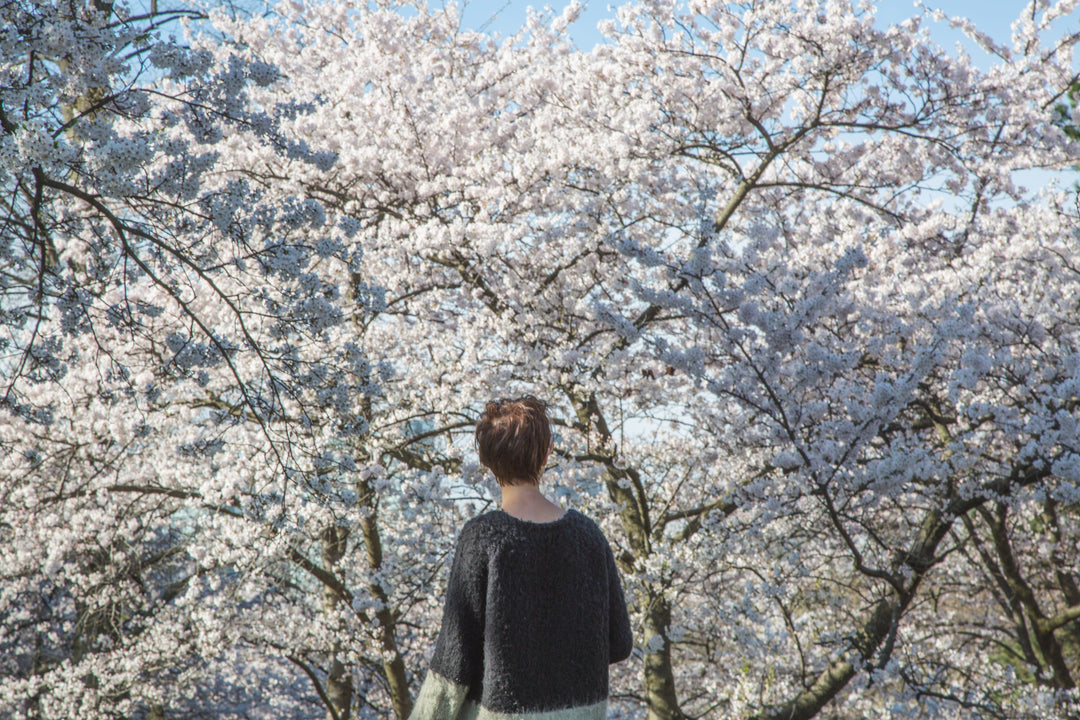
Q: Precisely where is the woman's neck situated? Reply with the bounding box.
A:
[499,482,565,523]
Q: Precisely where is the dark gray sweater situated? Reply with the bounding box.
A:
[410,508,634,719]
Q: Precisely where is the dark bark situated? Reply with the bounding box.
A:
[753,464,1054,720]
[357,478,413,720]
[321,525,354,720]
[565,388,686,720]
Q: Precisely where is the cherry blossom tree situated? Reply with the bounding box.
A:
[2,0,389,717]
[3,1,1079,719]
[219,1,1080,718]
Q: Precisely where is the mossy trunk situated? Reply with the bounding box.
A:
[321,525,354,720]
[357,478,414,720]
[641,591,684,720]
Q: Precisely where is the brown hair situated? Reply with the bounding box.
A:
[475,396,552,486]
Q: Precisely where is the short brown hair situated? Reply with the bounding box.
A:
[475,396,552,486]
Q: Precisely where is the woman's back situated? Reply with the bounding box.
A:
[416,509,632,719]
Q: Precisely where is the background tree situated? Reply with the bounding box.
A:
[1,0,388,717]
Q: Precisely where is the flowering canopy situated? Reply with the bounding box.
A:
[2,1,1079,719]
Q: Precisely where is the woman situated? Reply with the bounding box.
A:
[410,396,634,719]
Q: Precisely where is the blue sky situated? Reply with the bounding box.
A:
[459,0,1077,67]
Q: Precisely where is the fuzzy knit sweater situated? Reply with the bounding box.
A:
[409,508,634,720]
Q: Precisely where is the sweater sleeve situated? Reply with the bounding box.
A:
[606,541,634,663]
[410,522,487,720]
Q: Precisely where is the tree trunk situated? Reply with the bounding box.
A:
[642,591,685,720]
[987,503,1075,690]
[753,464,1052,720]
[321,525,354,720]
[566,388,685,720]
[357,478,414,720]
